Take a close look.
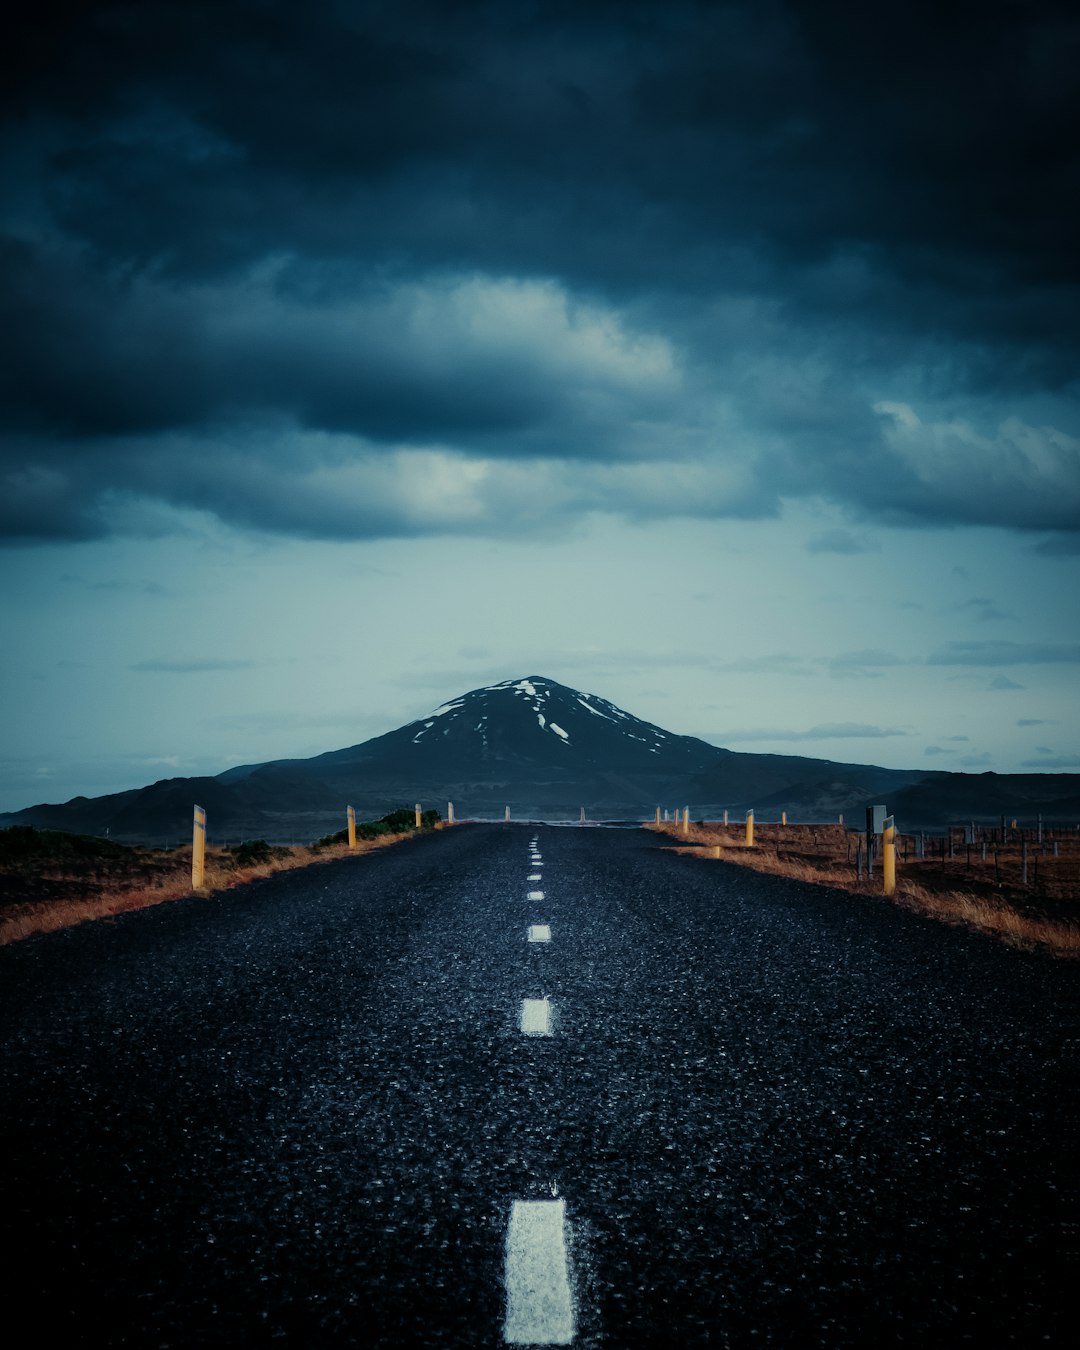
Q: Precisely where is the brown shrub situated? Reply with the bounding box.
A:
[648,822,1080,959]
[0,832,417,946]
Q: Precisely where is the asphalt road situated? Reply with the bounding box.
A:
[0,825,1074,1347]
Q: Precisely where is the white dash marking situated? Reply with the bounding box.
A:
[520,998,552,1036]
[528,924,552,943]
[528,873,542,881]
[527,890,545,901]
[504,1199,574,1344]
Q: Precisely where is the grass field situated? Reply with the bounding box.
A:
[0,818,434,946]
[650,820,1080,959]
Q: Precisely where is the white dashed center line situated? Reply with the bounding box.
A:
[527,890,545,901]
[528,924,552,943]
[528,872,542,881]
[504,1199,574,1345]
[520,998,552,1036]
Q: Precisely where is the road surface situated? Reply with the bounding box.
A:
[0,825,1073,1346]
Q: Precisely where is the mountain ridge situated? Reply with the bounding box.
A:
[2,676,1075,839]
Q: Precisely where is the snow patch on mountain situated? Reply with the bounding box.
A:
[577,697,613,720]
[430,699,465,717]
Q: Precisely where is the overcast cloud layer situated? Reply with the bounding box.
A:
[2,1,1078,811]
[3,0,1078,546]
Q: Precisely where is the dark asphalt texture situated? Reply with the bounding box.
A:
[0,825,1074,1347]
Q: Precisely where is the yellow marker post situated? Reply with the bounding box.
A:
[723,809,729,827]
[347,805,357,850]
[839,813,844,827]
[682,807,689,836]
[448,801,454,825]
[745,810,755,848]
[781,811,787,827]
[883,815,896,896]
[655,806,661,826]
[415,803,422,829]
[713,844,721,859]
[192,804,206,891]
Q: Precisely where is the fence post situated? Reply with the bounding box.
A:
[448,801,454,825]
[580,807,586,826]
[415,803,422,829]
[839,813,844,827]
[683,807,689,836]
[781,811,787,827]
[192,804,206,891]
[347,805,357,850]
[883,815,896,896]
[745,810,754,847]
[505,805,510,823]
[655,806,661,826]
[723,809,729,827]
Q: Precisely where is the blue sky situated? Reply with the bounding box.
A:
[1,1,1077,812]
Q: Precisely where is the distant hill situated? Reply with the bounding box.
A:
[2,676,1076,840]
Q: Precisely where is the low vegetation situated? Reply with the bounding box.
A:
[0,810,442,946]
[311,807,441,848]
[650,820,1080,959]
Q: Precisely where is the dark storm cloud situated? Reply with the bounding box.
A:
[130,658,256,673]
[822,649,904,678]
[1030,534,1080,556]
[805,529,880,555]
[1022,753,1080,768]
[927,641,1080,666]
[719,723,908,743]
[955,596,1015,623]
[2,0,1078,542]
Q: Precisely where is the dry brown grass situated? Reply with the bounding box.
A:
[0,831,420,947]
[649,821,1080,959]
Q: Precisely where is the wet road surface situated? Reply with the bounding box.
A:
[0,824,1074,1346]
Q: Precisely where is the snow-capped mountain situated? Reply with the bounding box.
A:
[309,676,715,777]
[10,674,1040,840]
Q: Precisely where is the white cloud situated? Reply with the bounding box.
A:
[872,402,1080,530]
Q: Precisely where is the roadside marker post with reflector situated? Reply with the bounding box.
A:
[192,805,206,890]
[883,815,897,896]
